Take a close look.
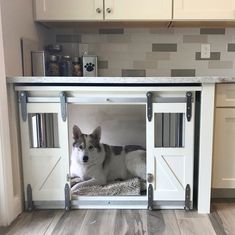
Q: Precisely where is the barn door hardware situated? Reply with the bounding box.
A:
[186,92,192,122]
[19,91,28,122]
[148,184,154,210]
[184,184,192,211]
[64,183,71,211]
[146,92,153,122]
[60,92,67,122]
[26,184,33,212]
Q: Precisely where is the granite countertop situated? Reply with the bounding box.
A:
[6,76,235,84]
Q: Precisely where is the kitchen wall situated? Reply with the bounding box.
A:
[0,0,49,76]
[51,27,235,77]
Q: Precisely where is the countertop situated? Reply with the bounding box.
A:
[6,76,235,84]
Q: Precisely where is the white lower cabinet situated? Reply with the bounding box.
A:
[20,103,70,202]
[213,108,235,188]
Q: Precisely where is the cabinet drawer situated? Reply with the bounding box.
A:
[216,84,235,107]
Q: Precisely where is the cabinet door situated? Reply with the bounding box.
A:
[174,0,235,20]
[34,0,103,21]
[104,0,172,20]
[213,108,235,188]
[147,102,195,202]
[20,103,69,201]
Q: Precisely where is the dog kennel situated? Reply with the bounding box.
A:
[17,85,199,210]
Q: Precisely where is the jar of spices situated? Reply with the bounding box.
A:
[60,55,72,76]
[47,55,60,76]
[72,56,82,76]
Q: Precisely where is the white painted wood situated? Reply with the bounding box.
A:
[34,0,171,21]
[20,103,69,201]
[105,0,172,20]
[174,0,235,20]
[34,0,103,21]
[198,84,215,214]
[147,101,195,201]
[213,108,235,188]
[216,84,235,107]
[0,5,22,226]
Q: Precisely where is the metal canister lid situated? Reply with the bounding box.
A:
[49,55,57,62]
[63,55,71,60]
[72,56,79,63]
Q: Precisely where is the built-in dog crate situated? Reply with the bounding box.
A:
[18,85,199,210]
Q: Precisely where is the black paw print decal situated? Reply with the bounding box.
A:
[84,63,95,72]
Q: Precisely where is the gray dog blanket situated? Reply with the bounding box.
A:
[71,177,146,196]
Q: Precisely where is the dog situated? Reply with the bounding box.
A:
[70,125,146,191]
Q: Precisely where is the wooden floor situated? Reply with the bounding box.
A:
[0,203,234,235]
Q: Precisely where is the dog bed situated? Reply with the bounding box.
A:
[71,177,146,196]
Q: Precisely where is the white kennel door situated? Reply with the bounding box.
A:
[147,101,195,202]
[20,103,69,201]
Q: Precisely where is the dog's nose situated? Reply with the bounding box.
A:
[83,156,89,162]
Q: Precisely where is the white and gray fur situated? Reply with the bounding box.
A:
[70,125,146,191]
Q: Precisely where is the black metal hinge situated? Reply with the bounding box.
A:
[148,184,154,210]
[184,184,192,211]
[26,184,33,212]
[64,183,71,211]
[19,91,28,122]
[186,92,192,122]
[146,92,153,122]
[60,92,67,122]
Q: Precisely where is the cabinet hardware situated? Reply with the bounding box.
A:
[148,184,153,210]
[146,92,153,122]
[64,183,71,211]
[147,173,154,183]
[60,92,67,122]
[106,8,112,13]
[186,92,192,122]
[19,91,28,122]
[27,184,33,212]
[96,8,102,14]
[184,184,192,211]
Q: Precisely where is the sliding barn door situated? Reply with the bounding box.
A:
[20,103,69,201]
[147,100,195,202]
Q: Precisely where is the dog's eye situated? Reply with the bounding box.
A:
[88,145,94,150]
[79,145,84,150]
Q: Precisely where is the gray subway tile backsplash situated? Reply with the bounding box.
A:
[56,34,81,43]
[200,28,225,35]
[171,69,196,77]
[55,27,235,77]
[227,43,235,52]
[152,43,177,52]
[195,52,220,60]
[122,69,146,77]
[98,60,109,69]
[99,28,124,34]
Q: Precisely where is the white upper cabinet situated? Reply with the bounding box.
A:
[104,0,172,20]
[34,0,104,21]
[174,0,235,20]
[34,0,172,21]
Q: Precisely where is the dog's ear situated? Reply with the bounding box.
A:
[92,126,101,141]
[73,125,82,140]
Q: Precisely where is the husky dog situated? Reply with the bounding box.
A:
[70,125,146,191]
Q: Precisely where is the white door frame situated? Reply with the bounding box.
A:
[0,2,21,226]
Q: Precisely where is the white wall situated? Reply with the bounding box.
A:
[0,0,48,76]
[0,0,49,225]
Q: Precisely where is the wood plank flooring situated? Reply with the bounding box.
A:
[1,203,234,235]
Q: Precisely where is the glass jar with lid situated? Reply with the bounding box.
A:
[60,55,72,76]
[47,55,60,76]
[72,56,82,76]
